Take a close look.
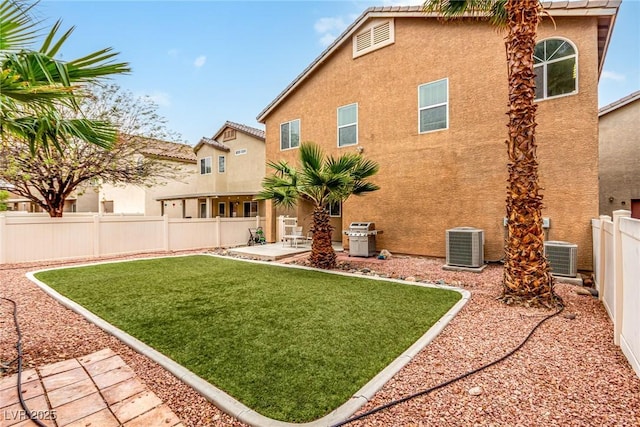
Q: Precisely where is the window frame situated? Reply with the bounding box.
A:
[418,78,449,134]
[218,155,226,173]
[534,37,578,102]
[243,201,258,217]
[328,202,341,217]
[337,103,358,148]
[280,119,301,151]
[235,148,247,156]
[200,157,212,175]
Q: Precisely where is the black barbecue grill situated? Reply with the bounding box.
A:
[343,222,382,257]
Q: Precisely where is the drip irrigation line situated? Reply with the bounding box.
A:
[332,300,565,427]
[1,297,49,427]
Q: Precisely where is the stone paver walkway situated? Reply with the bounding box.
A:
[1,348,182,427]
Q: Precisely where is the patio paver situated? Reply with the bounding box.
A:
[0,349,181,427]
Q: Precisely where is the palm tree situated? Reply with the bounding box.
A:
[423,0,558,308]
[257,142,380,269]
[1,0,130,152]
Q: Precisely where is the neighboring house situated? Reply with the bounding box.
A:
[155,121,266,218]
[100,139,197,217]
[0,181,97,213]
[257,2,620,270]
[599,90,640,219]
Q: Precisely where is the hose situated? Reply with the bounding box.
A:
[1,297,49,427]
[332,300,565,427]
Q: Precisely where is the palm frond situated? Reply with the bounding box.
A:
[299,142,323,173]
[423,0,508,26]
[0,0,41,54]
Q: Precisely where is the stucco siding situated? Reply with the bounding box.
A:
[599,98,640,217]
[263,16,600,270]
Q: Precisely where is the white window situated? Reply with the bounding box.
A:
[338,103,358,147]
[280,119,300,150]
[534,38,577,101]
[353,19,395,58]
[200,157,212,175]
[218,155,226,173]
[235,148,247,156]
[419,78,448,133]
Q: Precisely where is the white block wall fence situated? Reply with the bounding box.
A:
[592,210,640,379]
[0,214,265,264]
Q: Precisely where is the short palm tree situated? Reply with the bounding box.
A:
[1,0,130,152]
[423,0,558,307]
[257,142,380,269]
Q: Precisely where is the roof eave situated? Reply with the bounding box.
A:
[256,1,621,123]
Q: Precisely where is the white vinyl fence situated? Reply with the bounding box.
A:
[592,210,640,379]
[0,214,265,264]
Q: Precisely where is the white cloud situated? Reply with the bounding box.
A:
[314,16,350,47]
[193,55,207,68]
[601,70,626,82]
[145,91,171,107]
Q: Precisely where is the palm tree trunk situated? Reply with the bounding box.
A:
[309,206,336,269]
[501,0,557,308]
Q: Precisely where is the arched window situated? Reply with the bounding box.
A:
[534,38,577,100]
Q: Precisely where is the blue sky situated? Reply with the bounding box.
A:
[40,0,640,145]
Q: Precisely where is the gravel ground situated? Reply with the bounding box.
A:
[2,250,639,426]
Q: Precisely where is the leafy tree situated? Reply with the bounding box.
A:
[0,190,8,211]
[257,142,379,269]
[1,0,130,152]
[0,84,187,217]
[423,0,558,307]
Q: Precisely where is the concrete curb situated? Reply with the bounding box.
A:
[27,253,470,427]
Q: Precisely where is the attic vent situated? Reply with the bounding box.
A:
[355,32,371,53]
[373,21,390,45]
[353,19,395,58]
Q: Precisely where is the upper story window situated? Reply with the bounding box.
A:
[337,103,358,147]
[280,119,300,150]
[223,129,236,141]
[353,19,395,58]
[534,38,577,101]
[218,155,226,173]
[235,148,247,156]
[419,78,448,133]
[200,157,212,175]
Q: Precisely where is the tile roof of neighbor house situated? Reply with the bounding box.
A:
[211,121,266,141]
[194,137,231,153]
[599,90,640,116]
[256,0,621,122]
[138,138,197,163]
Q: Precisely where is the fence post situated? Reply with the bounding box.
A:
[93,215,100,258]
[256,215,260,228]
[0,215,6,264]
[215,216,221,248]
[598,215,611,301]
[163,214,170,251]
[612,210,631,346]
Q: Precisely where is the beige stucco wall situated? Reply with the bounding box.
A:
[195,131,265,194]
[100,160,197,217]
[599,99,640,217]
[262,16,600,270]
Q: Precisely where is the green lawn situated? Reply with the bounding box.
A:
[35,255,461,422]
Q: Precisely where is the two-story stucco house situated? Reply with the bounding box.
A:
[257,1,620,270]
[599,90,640,219]
[156,121,266,218]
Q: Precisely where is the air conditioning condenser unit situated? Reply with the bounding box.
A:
[446,227,484,268]
[544,241,578,277]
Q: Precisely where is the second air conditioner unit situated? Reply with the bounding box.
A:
[544,241,578,277]
[446,227,484,268]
